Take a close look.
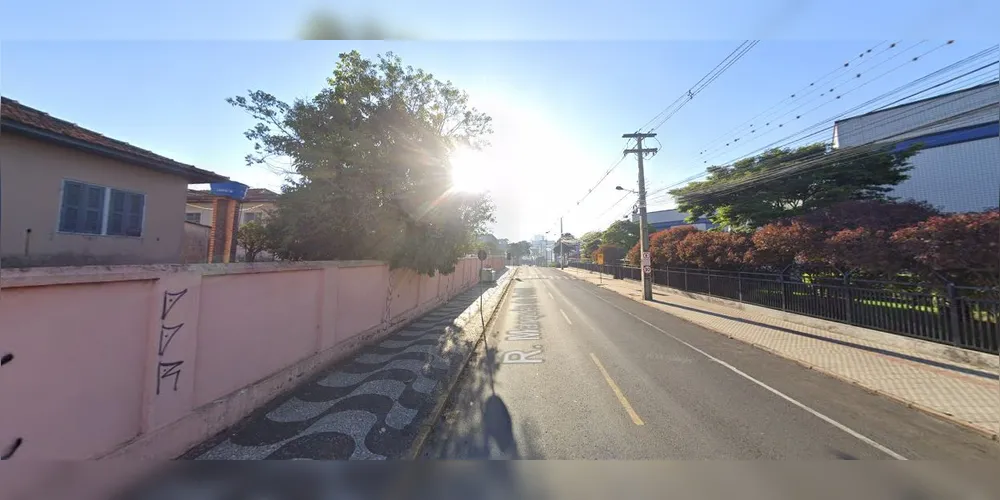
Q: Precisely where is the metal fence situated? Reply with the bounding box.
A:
[570,262,999,354]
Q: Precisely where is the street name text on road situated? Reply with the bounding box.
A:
[500,287,544,364]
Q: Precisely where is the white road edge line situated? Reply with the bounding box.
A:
[547,291,555,300]
[578,285,908,461]
[559,308,573,325]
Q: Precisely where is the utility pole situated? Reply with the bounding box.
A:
[559,217,564,268]
[623,131,658,301]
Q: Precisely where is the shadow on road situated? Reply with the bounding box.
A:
[420,308,545,460]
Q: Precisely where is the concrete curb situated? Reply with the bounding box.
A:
[557,268,1000,443]
[404,267,519,460]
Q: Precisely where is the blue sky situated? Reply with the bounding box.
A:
[3,0,998,241]
[3,0,998,40]
[4,40,996,241]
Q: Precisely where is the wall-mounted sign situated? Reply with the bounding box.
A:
[209,181,250,200]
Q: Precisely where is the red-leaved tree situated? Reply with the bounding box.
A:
[750,200,939,275]
[820,228,900,276]
[799,199,939,233]
[891,210,999,287]
[675,231,751,270]
[649,226,700,267]
[748,220,823,271]
[626,241,641,266]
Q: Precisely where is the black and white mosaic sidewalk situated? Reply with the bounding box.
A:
[183,270,512,460]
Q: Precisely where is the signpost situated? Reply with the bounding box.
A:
[641,251,652,277]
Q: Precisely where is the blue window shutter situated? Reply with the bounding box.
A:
[126,193,144,237]
[60,181,82,232]
[108,190,125,235]
[83,186,104,234]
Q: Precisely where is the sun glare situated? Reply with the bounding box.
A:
[448,147,489,193]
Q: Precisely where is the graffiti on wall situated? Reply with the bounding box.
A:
[1,351,21,459]
[156,289,187,395]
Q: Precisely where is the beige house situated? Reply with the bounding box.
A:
[186,188,278,261]
[185,188,278,227]
[0,97,227,267]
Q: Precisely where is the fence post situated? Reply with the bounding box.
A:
[707,271,713,296]
[665,265,670,288]
[779,274,787,312]
[737,273,743,302]
[946,283,961,346]
[683,267,689,291]
[843,273,853,325]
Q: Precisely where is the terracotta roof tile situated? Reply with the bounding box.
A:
[1,97,227,183]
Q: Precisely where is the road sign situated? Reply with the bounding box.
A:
[477,249,488,261]
[642,265,652,274]
[641,251,651,268]
[596,253,605,265]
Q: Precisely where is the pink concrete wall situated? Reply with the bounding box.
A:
[0,257,503,462]
[336,264,388,341]
[388,269,420,321]
[419,273,440,307]
[194,269,324,406]
[0,280,153,459]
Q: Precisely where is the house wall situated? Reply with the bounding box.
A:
[184,202,213,225]
[0,256,507,463]
[180,221,210,264]
[0,134,188,267]
[186,200,278,261]
[185,201,277,227]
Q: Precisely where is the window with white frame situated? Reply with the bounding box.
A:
[185,212,202,224]
[242,211,259,224]
[59,180,145,237]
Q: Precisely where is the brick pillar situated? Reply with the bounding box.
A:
[207,198,239,263]
[224,200,241,263]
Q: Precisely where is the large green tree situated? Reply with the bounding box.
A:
[477,233,500,255]
[669,143,918,231]
[228,51,495,275]
[602,219,640,250]
[580,231,603,258]
[552,233,577,258]
[509,240,531,260]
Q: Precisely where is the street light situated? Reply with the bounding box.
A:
[615,185,638,193]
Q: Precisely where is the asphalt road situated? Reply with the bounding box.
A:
[424,265,1000,461]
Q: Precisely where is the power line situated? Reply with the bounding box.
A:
[703,52,996,172]
[539,40,758,236]
[694,41,897,156]
[698,40,957,166]
[647,78,998,206]
[636,42,755,133]
[643,50,998,203]
[645,41,759,133]
[696,41,915,159]
[677,98,999,201]
[594,192,633,220]
[646,76,998,207]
